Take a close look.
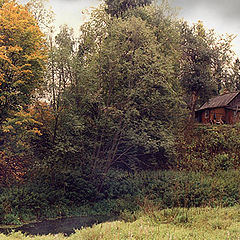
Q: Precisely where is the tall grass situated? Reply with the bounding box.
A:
[0,206,239,239]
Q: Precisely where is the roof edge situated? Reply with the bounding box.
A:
[196,91,240,112]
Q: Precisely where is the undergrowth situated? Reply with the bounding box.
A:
[0,170,239,225]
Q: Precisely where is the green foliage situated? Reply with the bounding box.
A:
[180,22,217,98]
[1,170,239,224]
[179,21,234,120]
[30,3,189,201]
[25,3,236,208]
[59,4,183,173]
[2,214,21,225]
[228,58,240,91]
[105,0,152,17]
[176,124,240,171]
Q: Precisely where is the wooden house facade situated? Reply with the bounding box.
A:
[195,92,240,124]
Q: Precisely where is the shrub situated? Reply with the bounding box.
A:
[176,124,240,171]
[0,170,239,224]
[99,170,240,208]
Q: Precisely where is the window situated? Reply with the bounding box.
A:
[205,110,209,119]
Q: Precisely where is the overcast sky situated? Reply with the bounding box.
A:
[50,0,100,30]
[172,0,240,56]
[18,0,240,56]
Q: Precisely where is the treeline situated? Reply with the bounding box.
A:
[0,0,240,223]
[1,0,240,184]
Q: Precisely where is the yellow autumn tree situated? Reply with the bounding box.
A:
[0,0,47,123]
[0,0,47,184]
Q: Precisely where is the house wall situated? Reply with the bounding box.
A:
[199,108,240,124]
[197,93,240,124]
[201,108,226,124]
[226,109,232,124]
[226,109,240,124]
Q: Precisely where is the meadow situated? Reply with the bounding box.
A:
[0,206,239,239]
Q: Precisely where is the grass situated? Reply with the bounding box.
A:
[0,205,239,239]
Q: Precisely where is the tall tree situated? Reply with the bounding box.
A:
[0,0,47,123]
[70,5,185,174]
[179,21,234,122]
[0,0,47,184]
[25,0,54,30]
[105,0,152,17]
[48,25,76,143]
[33,4,185,189]
[227,58,240,91]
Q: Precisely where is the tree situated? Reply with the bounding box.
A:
[227,58,240,91]
[0,0,47,123]
[46,25,76,143]
[25,0,54,32]
[32,4,185,192]
[0,108,42,185]
[179,21,234,122]
[105,0,152,17]
[71,5,184,175]
[0,0,47,184]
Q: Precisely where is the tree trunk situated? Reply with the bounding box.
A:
[188,91,198,123]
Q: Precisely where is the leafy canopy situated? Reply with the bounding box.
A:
[105,0,152,17]
[0,0,47,122]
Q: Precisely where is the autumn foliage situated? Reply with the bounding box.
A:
[0,0,47,184]
[0,0,46,122]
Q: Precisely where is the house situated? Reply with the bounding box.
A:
[195,92,240,124]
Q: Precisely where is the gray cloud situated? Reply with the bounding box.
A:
[171,0,240,55]
[173,0,240,22]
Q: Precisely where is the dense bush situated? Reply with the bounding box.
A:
[0,170,239,224]
[176,124,240,171]
[0,183,69,224]
[103,170,240,208]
